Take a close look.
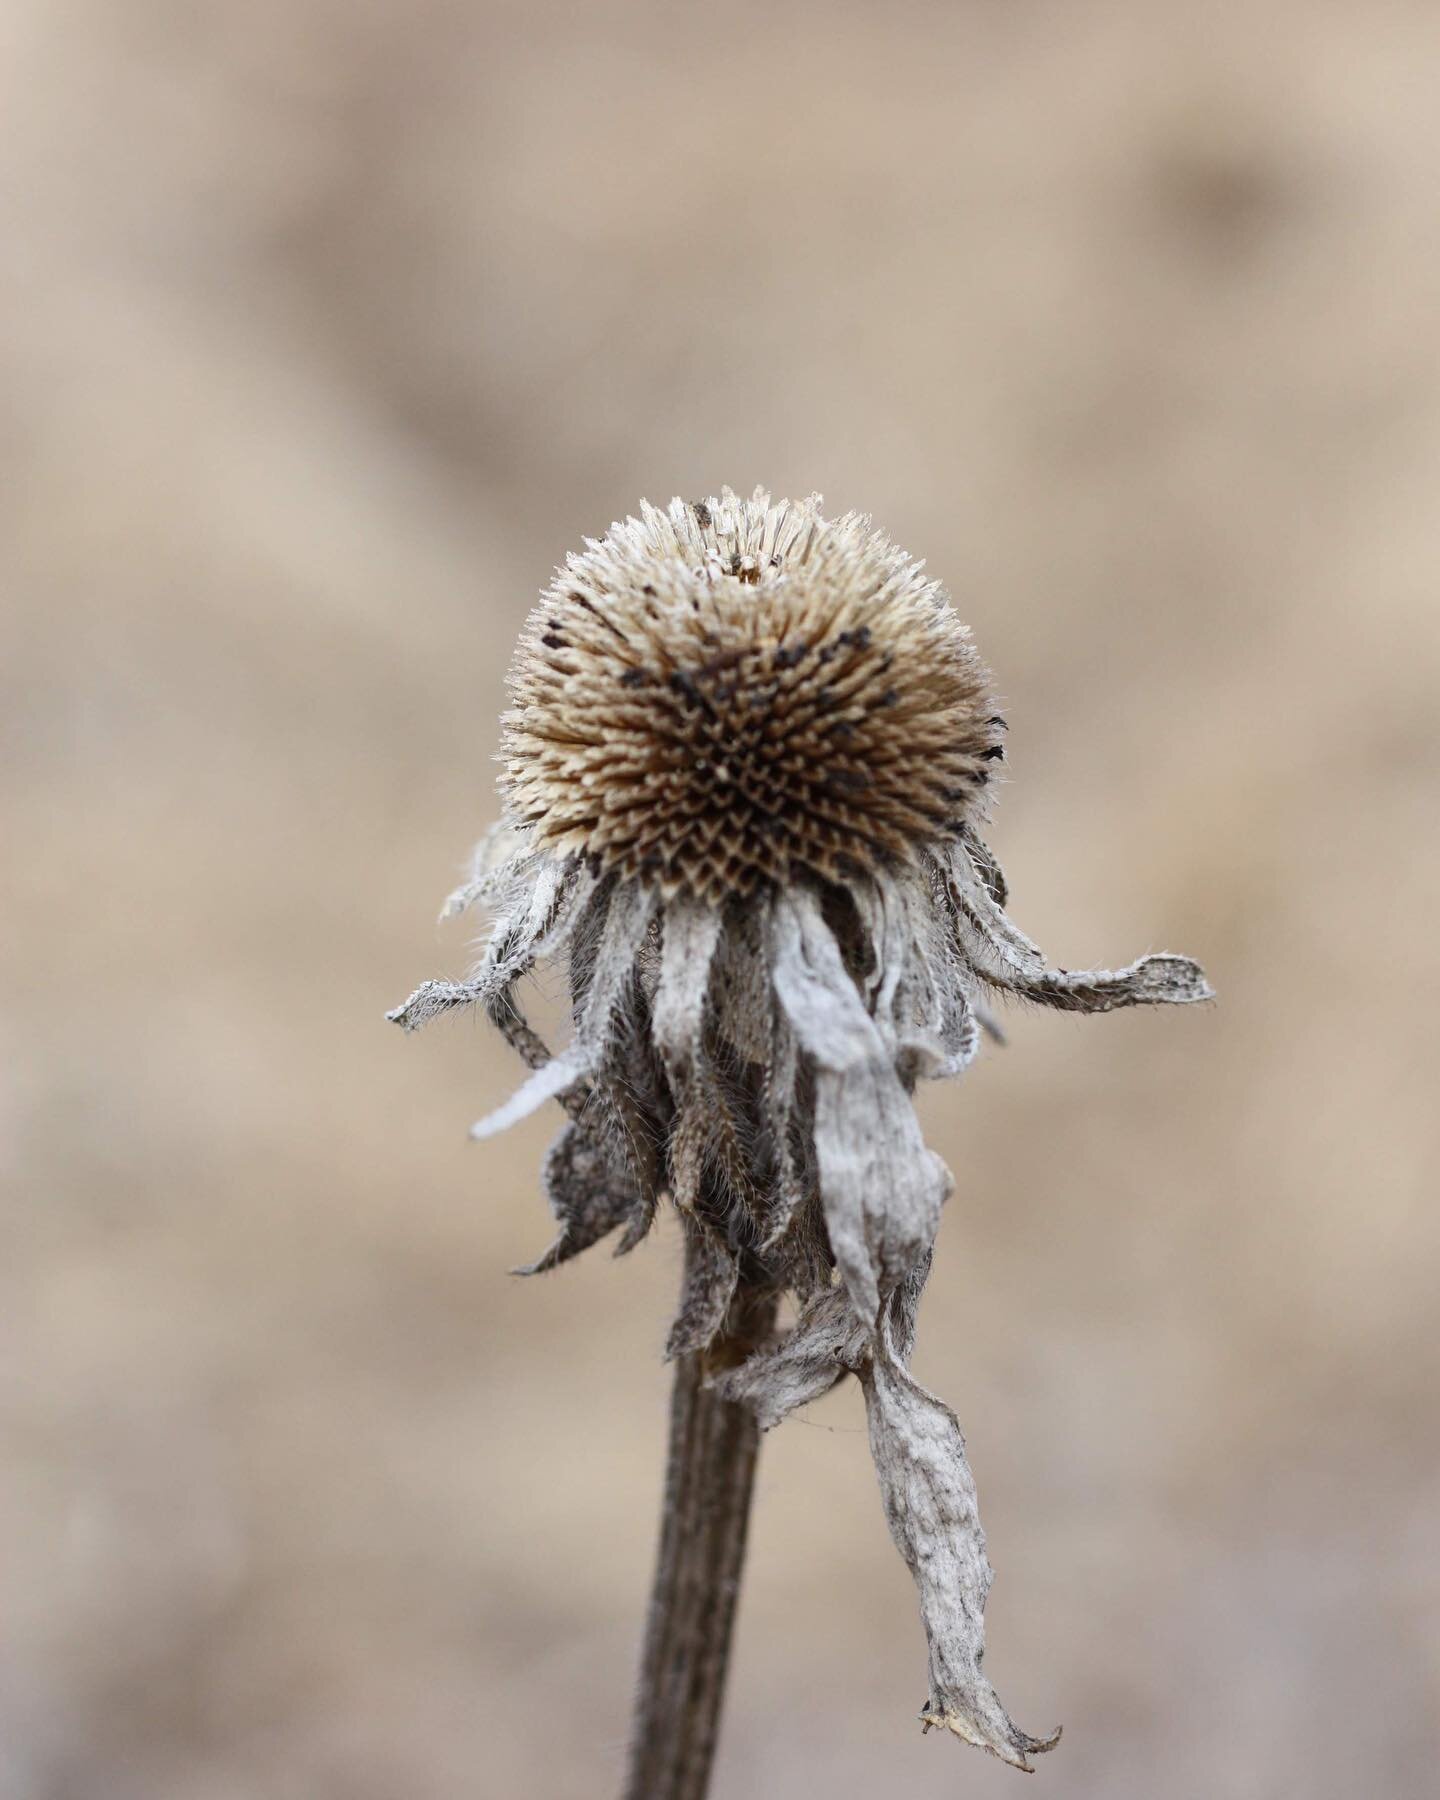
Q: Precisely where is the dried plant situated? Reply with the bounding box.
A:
[390,488,1212,1795]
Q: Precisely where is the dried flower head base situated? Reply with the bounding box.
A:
[390,488,1211,1780]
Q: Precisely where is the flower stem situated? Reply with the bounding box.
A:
[622,1258,777,1800]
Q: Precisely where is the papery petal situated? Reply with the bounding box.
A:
[712,1283,859,1425]
[714,1262,928,1429]
[652,899,722,1076]
[469,880,656,1137]
[947,842,1213,1013]
[664,1222,740,1359]
[438,822,531,921]
[862,1348,1060,1771]
[1014,951,1212,1012]
[514,1120,644,1275]
[771,887,948,1327]
[387,857,594,1031]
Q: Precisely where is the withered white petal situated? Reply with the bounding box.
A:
[771,885,947,1328]
[863,1347,1061,1771]
[652,898,722,1077]
[469,878,655,1138]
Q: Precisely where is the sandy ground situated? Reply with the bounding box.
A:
[4,3,1439,1795]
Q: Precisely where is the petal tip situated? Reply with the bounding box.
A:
[918,1706,1061,1773]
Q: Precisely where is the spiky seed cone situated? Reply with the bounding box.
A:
[502,488,1004,903]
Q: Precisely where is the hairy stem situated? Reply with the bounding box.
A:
[622,1260,778,1800]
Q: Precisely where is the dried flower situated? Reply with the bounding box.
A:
[390,488,1212,1773]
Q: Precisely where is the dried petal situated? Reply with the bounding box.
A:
[652,897,722,1214]
[1013,952,1213,1012]
[664,1220,740,1359]
[652,899,722,1075]
[515,1120,644,1275]
[386,856,593,1031]
[771,887,948,1328]
[470,880,656,1138]
[438,822,532,921]
[713,1262,928,1429]
[711,1283,859,1425]
[862,1348,1061,1771]
[386,976,488,1034]
[948,841,1213,1012]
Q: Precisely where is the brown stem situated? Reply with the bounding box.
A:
[622,1263,778,1800]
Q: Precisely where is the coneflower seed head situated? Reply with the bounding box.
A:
[502,490,1003,902]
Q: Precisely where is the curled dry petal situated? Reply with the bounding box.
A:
[513,1120,644,1276]
[770,886,948,1327]
[664,1218,740,1360]
[863,1347,1061,1771]
[948,840,1213,1011]
[469,879,655,1139]
[711,1262,928,1429]
[710,1283,862,1425]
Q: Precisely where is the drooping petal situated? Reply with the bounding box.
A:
[957,822,1010,908]
[652,899,722,1075]
[712,1282,859,1425]
[664,1220,740,1360]
[713,1261,929,1429]
[387,856,593,1031]
[468,1050,594,1141]
[471,856,573,994]
[861,1346,1061,1771]
[438,822,532,921]
[947,840,1213,1012]
[651,896,772,1251]
[770,886,949,1328]
[864,874,979,1082]
[470,880,656,1138]
[943,843,1050,985]
[514,1119,645,1275]
[652,897,722,1208]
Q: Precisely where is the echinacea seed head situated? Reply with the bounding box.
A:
[393,495,1212,1773]
[501,487,1003,903]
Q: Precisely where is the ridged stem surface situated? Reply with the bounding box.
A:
[622,1260,777,1800]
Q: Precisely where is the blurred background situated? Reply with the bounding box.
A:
[4,2,1438,1796]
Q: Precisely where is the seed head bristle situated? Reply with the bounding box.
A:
[502,487,1003,902]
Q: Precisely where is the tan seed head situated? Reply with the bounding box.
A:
[502,488,1004,902]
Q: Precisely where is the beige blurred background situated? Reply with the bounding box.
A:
[4,2,1439,1796]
